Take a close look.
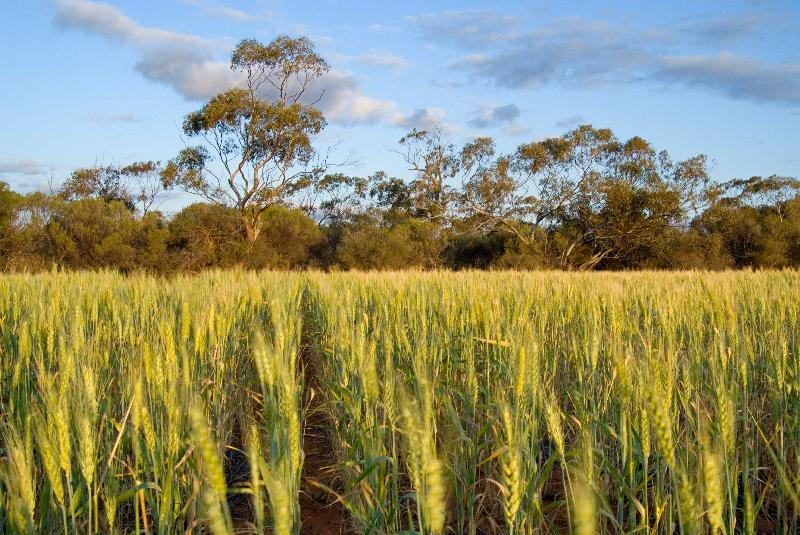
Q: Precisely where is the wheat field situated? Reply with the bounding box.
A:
[0,271,798,534]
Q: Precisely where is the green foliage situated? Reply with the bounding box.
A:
[167,203,246,269]
[251,204,324,269]
[45,198,167,271]
[335,215,446,270]
[1,119,799,272]
[0,182,20,264]
[61,162,164,215]
[162,35,329,241]
[166,203,323,271]
[61,166,135,210]
[695,178,800,269]
[0,181,20,224]
[230,36,329,99]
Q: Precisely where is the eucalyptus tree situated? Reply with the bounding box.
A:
[161,36,329,241]
[61,161,164,215]
[395,125,462,223]
[459,125,712,268]
[0,182,20,266]
[61,165,135,210]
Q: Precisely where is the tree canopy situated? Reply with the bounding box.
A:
[2,34,798,273]
[3,120,797,273]
[161,36,329,241]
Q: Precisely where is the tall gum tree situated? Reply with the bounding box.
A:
[459,125,712,268]
[161,36,329,241]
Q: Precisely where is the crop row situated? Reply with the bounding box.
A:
[1,271,798,534]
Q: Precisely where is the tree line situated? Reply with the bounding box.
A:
[2,36,799,273]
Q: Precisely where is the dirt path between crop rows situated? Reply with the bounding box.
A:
[226,306,347,534]
[297,396,346,534]
[297,314,348,534]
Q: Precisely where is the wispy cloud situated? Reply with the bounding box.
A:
[179,0,259,21]
[333,50,409,72]
[84,112,142,122]
[0,160,51,176]
[656,52,800,105]
[206,6,256,21]
[556,115,586,129]
[408,10,522,50]
[679,14,770,45]
[467,103,520,128]
[413,9,800,107]
[368,23,400,33]
[391,108,446,130]
[54,0,412,126]
[467,103,529,136]
[55,0,238,100]
[447,17,651,89]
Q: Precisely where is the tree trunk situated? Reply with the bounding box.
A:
[242,213,263,241]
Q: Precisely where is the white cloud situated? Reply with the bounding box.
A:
[311,70,397,125]
[55,0,210,48]
[55,0,241,100]
[466,103,529,136]
[679,14,769,45]
[54,0,412,125]
[449,18,649,89]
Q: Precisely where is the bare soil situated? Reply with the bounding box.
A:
[298,403,347,534]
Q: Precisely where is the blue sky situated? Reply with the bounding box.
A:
[1,0,799,207]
